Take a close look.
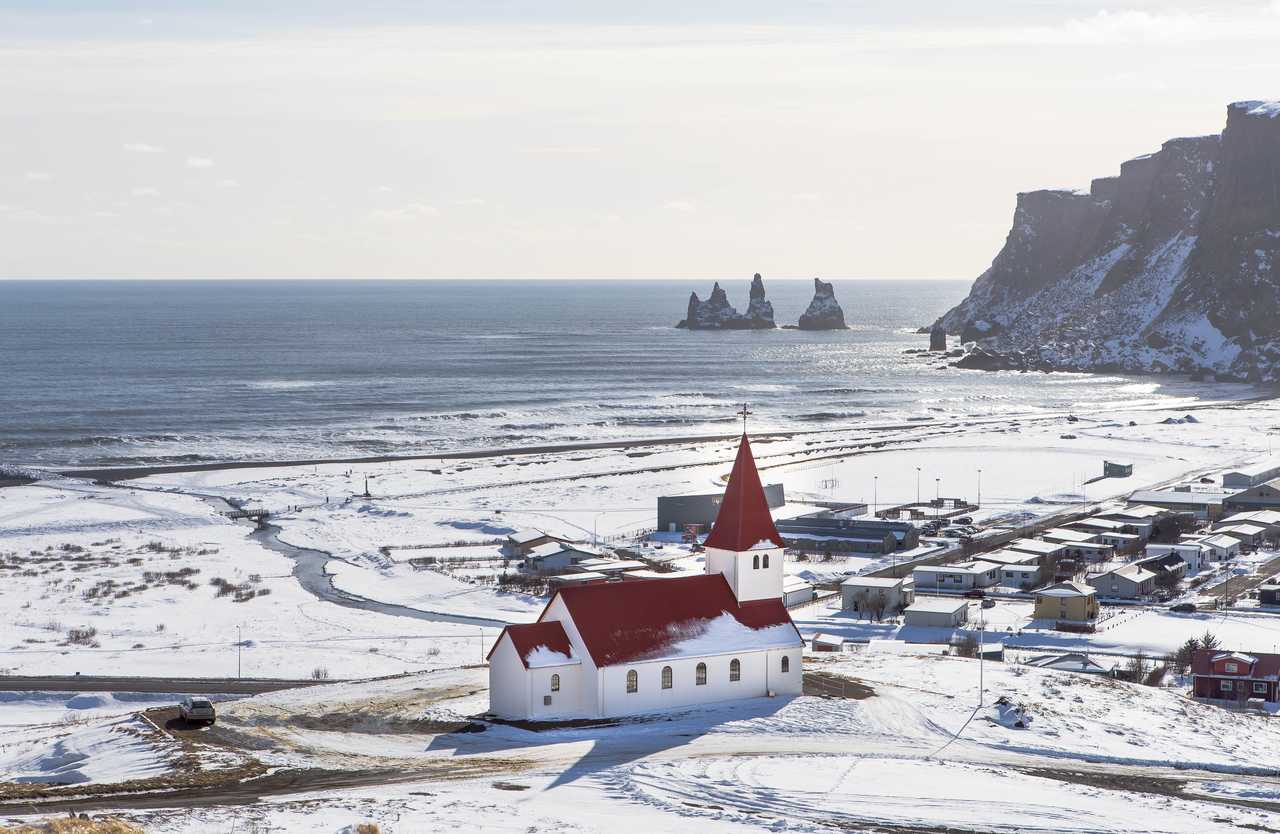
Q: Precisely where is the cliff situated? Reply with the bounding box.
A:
[797,278,849,330]
[677,274,777,329]
[936,101,1280,381]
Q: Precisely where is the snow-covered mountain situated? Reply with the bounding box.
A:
[936,101,1280,381]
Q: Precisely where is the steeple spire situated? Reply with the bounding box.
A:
[704,433,785,552]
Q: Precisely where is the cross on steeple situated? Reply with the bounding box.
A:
[737,403,752,434]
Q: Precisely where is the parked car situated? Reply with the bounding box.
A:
[981,597,996,609]
[954,516,973,525]
[1170,602,1197,614]
[179,696,217,725]
[964,589,985,599]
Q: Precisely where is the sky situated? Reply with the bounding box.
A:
[1,1,1278,279]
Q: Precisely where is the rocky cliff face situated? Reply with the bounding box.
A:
[677,274,777,329]
[797,278,848,330]
[936,101,1280,381]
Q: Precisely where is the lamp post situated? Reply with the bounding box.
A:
[915,467,921,505]
[935,478,941,522]
[873,475,878,517]
[977,468,982,509]
[236,625,242,679]
[978,602,985,707]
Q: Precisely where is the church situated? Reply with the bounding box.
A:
[486,433,804,720]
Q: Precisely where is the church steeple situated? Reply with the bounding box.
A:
[705,433,784,552]
[703,433,786,603]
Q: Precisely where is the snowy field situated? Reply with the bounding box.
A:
[7,654,1280,832]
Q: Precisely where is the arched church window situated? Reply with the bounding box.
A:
[762,553,770,569]
[626,669,638,693]
[550,674,560,692]
[729,658,741,682]
[661,666,673,689]
[753,554,760,570]
[781,656,790,673]
[695,663,707,685]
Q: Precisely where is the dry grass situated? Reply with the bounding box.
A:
[1,817,146,833]
[356,825,381,834]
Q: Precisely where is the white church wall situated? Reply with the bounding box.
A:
[541,595,602,716]
[527,663,585,720]
[487,635,532,720]
[596,646,801,718]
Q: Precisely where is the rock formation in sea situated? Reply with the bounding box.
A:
[796,278,849,330]
[934,100,1280,381]
[677,274,777,329]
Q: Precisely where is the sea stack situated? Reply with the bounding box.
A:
[929,325,947,351]
[677,275,777,329]
[797,278,849,330]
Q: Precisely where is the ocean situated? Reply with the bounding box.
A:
[0,278,1231,468]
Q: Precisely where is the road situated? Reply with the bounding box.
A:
[0,675,332,695]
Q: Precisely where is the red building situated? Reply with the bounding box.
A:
[1191,649,1280,703]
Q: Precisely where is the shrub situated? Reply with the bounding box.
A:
[356,824,381,834]
[66,627,98,646]
[311,666,330,680]
[1,817,147,833]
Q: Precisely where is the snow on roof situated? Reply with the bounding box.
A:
[1042,528,1100,543]
[489,620,577,669]
[527,541,603,560]
[548,573,800,667]
[905,598,968,614]
[1201,534,1241,549]
[1095,563,1156,583]
[783,576,813,592]
[1025,653,1106,673]
[1007,538,1064,555]
[1073,517,1126,531]
[1127,489,1231,505]
[1105,504,1165,520]
[509,529,549,544]
[1036,581,1095,598]
[703,434,786,553]
[841,575,908,588]
[1191,648,1280,676]
[550,571,608,582]
[811,633,844,647]
[1217,524,1267,536]
[979,550,1041,566]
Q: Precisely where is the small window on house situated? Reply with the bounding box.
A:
[1221,680,1234,691]
[661,666,673,689]
[729,658,741,682]
[753,554,760,570]
[550,673,560,692]
[1225,662,1238,674]
[1255,682,1267,694]
[543,695,552,706]
[762,553,770,568]
[626,669,638,693]
[695,662,707,685]
[781,655,790,674]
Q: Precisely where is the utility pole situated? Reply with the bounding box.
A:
[935,478,941,522]
[978,602,985,707]
[873,475,878,517]
[236,625,242,679]
[977,469,982,509]
[916,467,921,505]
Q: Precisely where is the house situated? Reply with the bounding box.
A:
[546,571,609,591]
[1134,552,1188,582]
[1032,581,1099,624]
[1103,460,1134,478]
[912,560,1000,592]
[1024,653,1108,675]
[486,433,803,721]
[1258,580,1280,607]
[1221,458,1280,489]
[1095,531,1142,552]
[1191,649,1280,704]
[902,598,969,628]
[523,542,606,574]
[1069,517,1128,535]
[1212,523,1267,548]
[1086,563,1157,599]
[1222,479,1280,514]
[572,558,649,575]
[503,529,562,558]
[980,549,1043,589]
[840,575,914,617]
[782,576,815,607]
[1217,509,1280,537]
[774,514,918,554]
[810,633,844,652]
[1007,538,1067,560]
[657,483,786,535]
[1127,488,1233,521]
[1144,542,1205,573]
[1186,533,1241,562]
[1040,528,1115,561]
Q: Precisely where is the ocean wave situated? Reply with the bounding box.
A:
[794,411,868,422]
[244,379,338,390]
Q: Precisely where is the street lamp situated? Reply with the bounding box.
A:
[935,477,941,522]
[873,475,878,517]
[236,625,242,679]
[977,468,982,509]
[915,467,921,505]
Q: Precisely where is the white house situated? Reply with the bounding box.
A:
[902,598,969,628]
[912,560,1000,592]
[1144,542,1205,573]
[487,433,804,721]
[1194,533,1242,562]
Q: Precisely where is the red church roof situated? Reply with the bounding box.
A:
[545,573,799,668]
[487,620,575,668]
[703,433,786,552]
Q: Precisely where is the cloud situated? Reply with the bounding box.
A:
[516,145,602,155]
[663,199,696,213]
[455,197,486,206]
[368,202,440,223]
[123,142,164,153]
[24,171,51,181]
[186,156,214,168]
[215,178,240,189]
[130,186,160,197]
[372,185,394,193]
